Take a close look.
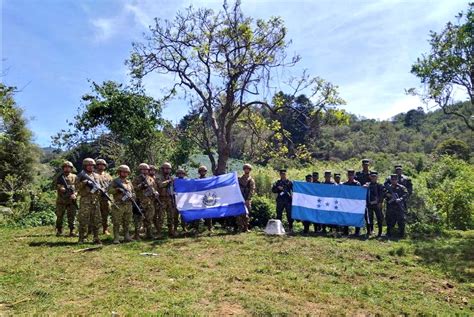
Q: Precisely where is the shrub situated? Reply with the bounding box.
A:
[250,195,275,228]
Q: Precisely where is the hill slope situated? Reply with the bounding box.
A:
[0,227,472,315]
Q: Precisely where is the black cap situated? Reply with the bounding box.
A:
[395,165,402,170]
[312,172,319,176]
[390,174,398,179]
[362,159,370,164]
[347,169,355,175]
[334,173,341,177]
[279,169,287,173]
[305,174,312,179]
[370,171,378,176]
[324,170,331,175]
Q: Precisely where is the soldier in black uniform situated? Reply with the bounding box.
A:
[355,159,372,236]
[312,172,320,183]
[323,171,335,184]
[385,165,413,210]
[271,169,294,232]
[342,169,361,235]
[385,174,409,238]
[367,171,385,237]
[334,173,341,185]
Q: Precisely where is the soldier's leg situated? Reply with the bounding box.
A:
[77,203,89,243]
[343,226,349,236]
[55,202,66,236]
[386,208,396,237]
[100,199,110,234]
[205,218,213,231]
[165,200,176,237]
[132,213,143,240]
[154,202,164,237]
[66,202,77,236]
[144,202,154,239]
[366,207,374,235]
[286,201,293,231]
[91,202,102,244]
[276,200,284,221]
[123,204,133,242]
[397,208,406,238]
[111,205,122,244]
[375,207,384,237]
[243,200,251,232]
[303,221,310,234]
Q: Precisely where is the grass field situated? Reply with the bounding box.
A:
[0,227,473,315]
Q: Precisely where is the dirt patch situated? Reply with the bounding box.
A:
[213,302,247,316]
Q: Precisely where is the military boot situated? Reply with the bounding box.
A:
[124,229,132,242]
[377,225,383,238]
[68,228,77,237]
[133,228,141,241]
[56,227,63,237]
[78,230,85,244]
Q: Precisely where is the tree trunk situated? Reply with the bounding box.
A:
[215,140,230,175]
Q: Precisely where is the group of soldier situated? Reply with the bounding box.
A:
[271,159,413,238]
[55,159,256,244]
[55,157,411,245]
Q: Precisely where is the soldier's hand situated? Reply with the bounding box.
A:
[396,198,403,203]
[277,186,284,191]
[59,187,67,193]
[71,194,77,200]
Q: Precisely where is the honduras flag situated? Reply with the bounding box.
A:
[292,182,367,227]
[174,172,246,223]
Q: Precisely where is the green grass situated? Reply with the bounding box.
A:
[0,227,473,315]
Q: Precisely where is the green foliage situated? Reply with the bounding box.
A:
[410,3,473,130]
[0,83,40,196]
[435,138,470,161]
[249,195,275,228]
[414,156,474,230]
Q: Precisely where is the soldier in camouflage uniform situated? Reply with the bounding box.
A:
[191,166,213,233]
[149,165,157,179]
[156,162,179,237]
[385,174,409,238]
[272,169,294,232]
[108,165,134,244]
[55,161,78,237]
[95,159,113,235]
[133,163,158,240]
[175,168,188,233]
[237,164,256,233]
[76,158,102,244]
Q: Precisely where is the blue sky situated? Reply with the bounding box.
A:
[1,0,468,146]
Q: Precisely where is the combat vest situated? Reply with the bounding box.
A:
[56,173,77,203]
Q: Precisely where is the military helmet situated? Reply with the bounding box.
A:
[149,165,157,171]
[162,162,172,169]
[243,163,252,170]
[198,165,208,172]
[176,168,185,174]
[96,159,107,166]
[62,161,74,168]
[138,163,150,170]
[118,165,131,173]
[83,158,96,166]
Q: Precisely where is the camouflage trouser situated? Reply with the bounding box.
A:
[78,198,101,239]
[160,198,179,234]
[154,201,164,235]
[56,200,77,230]
[111,202,132,234]
[135,199,154,236]
[236,200,251,230]
[100,198,111,230]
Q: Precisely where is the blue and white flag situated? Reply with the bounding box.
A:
[174,172,246,223]
[292,182,368,227]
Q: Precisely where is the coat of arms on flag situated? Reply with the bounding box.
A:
[174,172,246,222]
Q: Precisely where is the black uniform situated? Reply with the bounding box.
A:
[367,181,385,236]
[384,174,412,209]
[384,184,408,237]
[355,170,371,186]
[272,179,293,230]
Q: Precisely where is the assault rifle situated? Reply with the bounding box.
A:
[59,174,75,198]
[80,172,118,209]
[386,185,406,213]
[115,179,144,217]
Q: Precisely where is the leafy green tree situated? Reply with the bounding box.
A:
[435,138,470,161]
[128,1,341,174]
[53,81,178,169]
[410,3,473,130]
[0,83,40,196]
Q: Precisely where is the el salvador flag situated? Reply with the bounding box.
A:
[174,172,246,223]
[292,182,368,227]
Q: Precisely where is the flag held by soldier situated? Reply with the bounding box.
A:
[174,172,246,222]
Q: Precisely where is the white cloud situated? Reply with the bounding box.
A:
[91,18,116,41]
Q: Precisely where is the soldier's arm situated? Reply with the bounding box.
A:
[248,178,256,199]
[271,182,279,193]
[399,186,409,201]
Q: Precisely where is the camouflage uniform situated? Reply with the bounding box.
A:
[55,171,77,235]
[96,170,113,233]
[238,173,256,232]
[133,173,157,239]
[76,167,102,243]
[157,173,179,236]
[109,173,133,243]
